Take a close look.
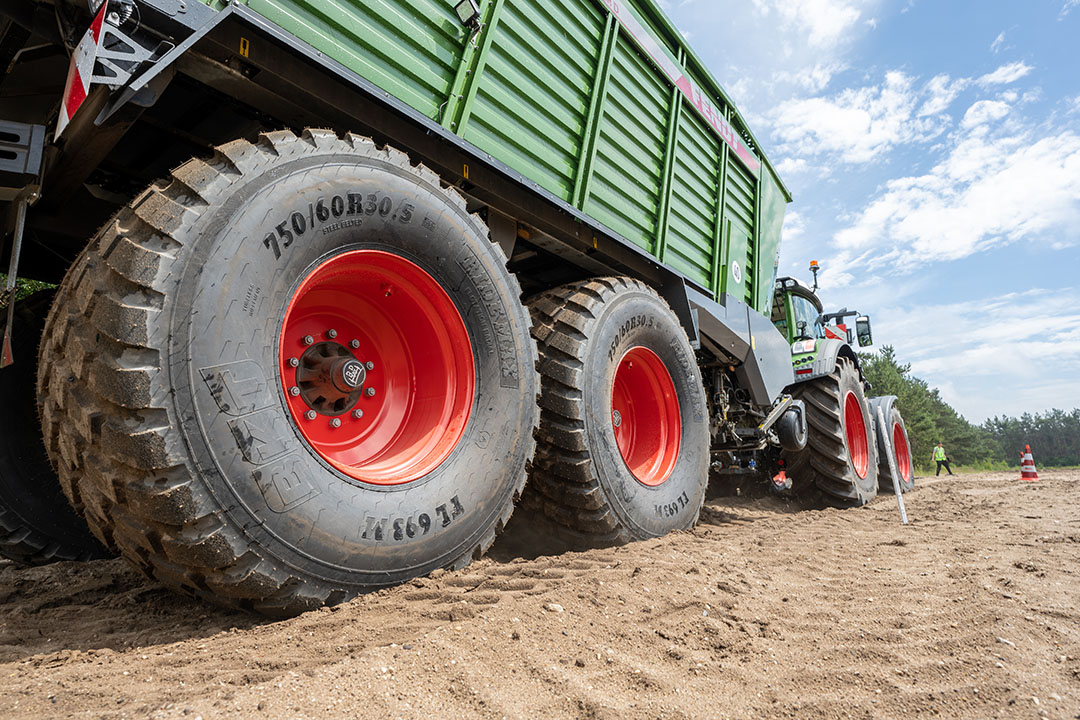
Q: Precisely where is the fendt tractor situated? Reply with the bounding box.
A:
[766,261,914,501]
[0,0,911,615]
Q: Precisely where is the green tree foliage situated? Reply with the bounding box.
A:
[859,346,1079,469]
[983,409,1080,467]
[0,274,55,309]
[860,347,993,470]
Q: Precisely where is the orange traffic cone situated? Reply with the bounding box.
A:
[1020,445,1039,481]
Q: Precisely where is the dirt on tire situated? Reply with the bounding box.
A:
[35,129,538,615]
[1,469,1078,719]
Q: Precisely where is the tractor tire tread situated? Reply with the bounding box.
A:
[37,128,533,614]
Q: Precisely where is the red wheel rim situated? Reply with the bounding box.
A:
[279,250,474,485]
[611,346,681,486]
[843,392,870,479]
[892,422,912,481]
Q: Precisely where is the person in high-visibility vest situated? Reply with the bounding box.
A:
[933,442,953,476]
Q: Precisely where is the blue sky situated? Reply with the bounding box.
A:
[657,0,1080,423]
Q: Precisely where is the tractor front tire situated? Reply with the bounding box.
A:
[528,278,709,546]
[37,130,538,614]
[783,357,878,506]
[0,291,110,565]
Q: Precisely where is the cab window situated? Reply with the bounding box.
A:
[789,295,822,340]
[771,294,788,337]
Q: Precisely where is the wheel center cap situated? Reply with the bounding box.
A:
[293,341,366,417]
[334,358,366,392]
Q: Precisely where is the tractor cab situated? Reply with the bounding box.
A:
[772,276,823,342]
[772,262,874,349]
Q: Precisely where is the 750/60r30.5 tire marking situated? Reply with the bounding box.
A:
[527,277,709,546]
[37,130,538,615]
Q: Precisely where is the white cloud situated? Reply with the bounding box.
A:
[782,210,806,241]
[774,157,811,175]
[960,100,1011,130]
[917,74,970,117]
[977,61,1034,87]
[773,62,847,94]
[749,0,872,48]
[871,289,1080,420]
[832,120,1080,265]
[768,72,948,164]
[990,31,1006,54]
[1061,0,1080,18]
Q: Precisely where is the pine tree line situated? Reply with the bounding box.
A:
[858,347,1079,470]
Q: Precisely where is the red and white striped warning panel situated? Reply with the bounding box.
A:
[823,323,847,341]
[55,2,108,140]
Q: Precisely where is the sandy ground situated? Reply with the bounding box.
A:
[1,469,1078,719]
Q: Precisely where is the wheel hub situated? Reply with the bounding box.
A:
[294,341,369,416]
[279,250,475,486]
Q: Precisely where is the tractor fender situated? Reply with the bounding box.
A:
[796,338,860,383]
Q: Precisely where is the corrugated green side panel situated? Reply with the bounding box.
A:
[462,0,604,202]
[664,104,719,289]
[722,154,757,305]
[724,155,756,238]
[245,0,465,120]
[586,35,671,253]
[755,169,787,314]
[234,0,788,309]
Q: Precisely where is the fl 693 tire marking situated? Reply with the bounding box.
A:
[37,130,538,615]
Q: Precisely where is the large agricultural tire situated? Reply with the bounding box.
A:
[870,398,914,493]
[782,357,879,507]
[36,129,538,615]
[0,291,110,565]
[528,277,709,546]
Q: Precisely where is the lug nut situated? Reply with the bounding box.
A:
[350,339,360,349]
[330,417,342,428]
[305,410,317,421]
[365,361,374,371]
[365,387,376,397]
[288,357,299,368]
[289,386,300,397]
[352,409,364,419]
[303,335,314,346]
[327,329,338,339]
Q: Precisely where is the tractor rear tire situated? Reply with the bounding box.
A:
[783,357,878,506]
[528,278,709,546]
[37,130,538,615]
[0,291,110,565]
[871,399,914,493]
